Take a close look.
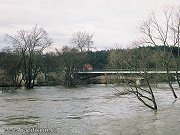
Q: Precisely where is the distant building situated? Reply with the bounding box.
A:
[83,64,93,71]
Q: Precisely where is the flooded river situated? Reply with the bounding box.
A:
[0,84,180,135]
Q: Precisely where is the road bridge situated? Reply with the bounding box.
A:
[76,70,180,85]
[77,70,180,74]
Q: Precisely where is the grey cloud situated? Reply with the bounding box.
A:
[0,0,179,50]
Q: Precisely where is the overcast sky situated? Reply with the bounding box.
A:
[0,0,180,51]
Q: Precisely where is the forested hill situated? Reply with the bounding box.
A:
[87,50,109,70]
[1,45,179,73]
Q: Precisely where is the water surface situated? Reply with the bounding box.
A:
[0,84,180,135]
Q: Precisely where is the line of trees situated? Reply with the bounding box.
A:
[0,28,109,88]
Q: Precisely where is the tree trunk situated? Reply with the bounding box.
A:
[175,61,180,88]
[166,68,178,98]
[145,78,157,110]
[64,70,77,88]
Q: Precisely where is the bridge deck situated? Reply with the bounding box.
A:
[78,71,180,74]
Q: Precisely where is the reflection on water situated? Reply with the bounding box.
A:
[0,84,180,135]
[1,116,40,125]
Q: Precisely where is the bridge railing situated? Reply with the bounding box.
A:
[77,70,180,74]
[80,69,130,72]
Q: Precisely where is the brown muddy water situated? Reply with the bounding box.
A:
[0,84,180,135]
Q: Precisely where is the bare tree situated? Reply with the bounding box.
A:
[170,9,180,88]
[56,46,87,87]
[71,31,93,52]
[139,7,180,98]
[5,26,53,89]
[125,48,157,110]
[108,47,158,110]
